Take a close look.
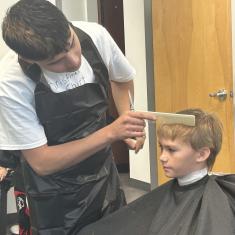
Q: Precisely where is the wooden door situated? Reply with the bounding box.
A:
[152,0,235,184]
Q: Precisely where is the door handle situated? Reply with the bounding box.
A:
[209,89,227,101]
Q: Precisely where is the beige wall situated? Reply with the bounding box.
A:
[123,0,151,183]
[62,0,98,22]
[62,0,86,21]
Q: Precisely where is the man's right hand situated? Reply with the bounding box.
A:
[106,111,156,142]
[21,111,156,176]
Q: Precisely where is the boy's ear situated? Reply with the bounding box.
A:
[196,147,210,163]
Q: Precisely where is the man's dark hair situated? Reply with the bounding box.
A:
[2,0,71,61]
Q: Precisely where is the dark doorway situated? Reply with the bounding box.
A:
[97,0,125,54]
[97,0,129,173]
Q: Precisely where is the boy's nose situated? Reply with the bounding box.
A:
[159,151,168,162]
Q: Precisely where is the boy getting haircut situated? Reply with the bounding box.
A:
[78,109,235,235]
[157,108,222,171]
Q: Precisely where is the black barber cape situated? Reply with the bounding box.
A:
[18,25,126,235]
[78,174,235,235]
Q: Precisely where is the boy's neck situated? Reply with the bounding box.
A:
[177,168,208,186]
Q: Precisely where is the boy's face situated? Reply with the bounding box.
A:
[34,27,82,73]
[158,138,206,178]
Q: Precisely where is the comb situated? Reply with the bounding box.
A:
[140,111,195,126]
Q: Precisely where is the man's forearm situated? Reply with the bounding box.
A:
[22,125,114,176]
[110,80,134,115]
[22,110,156,176]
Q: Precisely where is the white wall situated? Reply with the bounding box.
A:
[62,0,84,21]
[123,0,151,183]
[0,0,18,58]
[61,0,98,22]
[86,0,98,23]
[62,0,86,21]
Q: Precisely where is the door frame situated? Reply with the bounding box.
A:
[232,0,235,144]
[143,0,158,189]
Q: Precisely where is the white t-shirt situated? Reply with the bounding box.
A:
[0,21,135,150]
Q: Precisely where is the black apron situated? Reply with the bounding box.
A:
[20,26,126,235]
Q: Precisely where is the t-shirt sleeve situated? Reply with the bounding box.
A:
[0,78,47,150]
[72,21,136,82]
[100,26,136,82]
[88,23,136,82]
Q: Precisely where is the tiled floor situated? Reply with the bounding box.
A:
[119,173,148,204]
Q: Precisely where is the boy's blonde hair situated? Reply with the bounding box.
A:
[157,109,223,169]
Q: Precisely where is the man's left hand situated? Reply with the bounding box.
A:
[124,134,146,154]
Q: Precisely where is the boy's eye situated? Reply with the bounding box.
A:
[167,148,176,153]
[158,143,177,153]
